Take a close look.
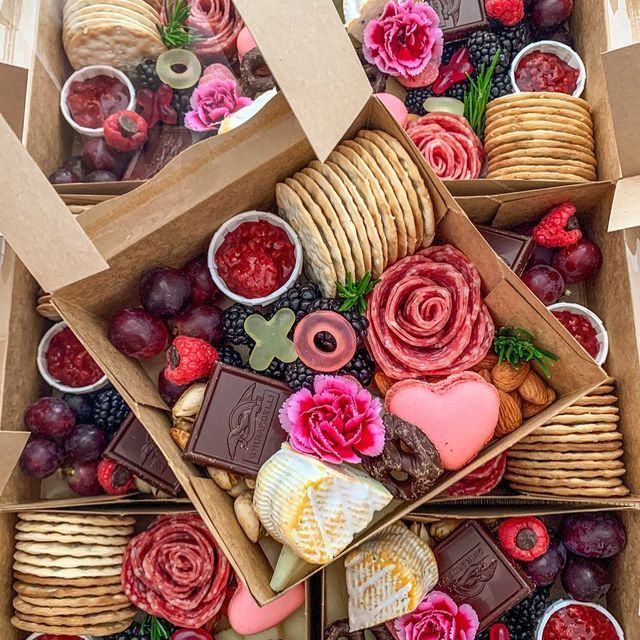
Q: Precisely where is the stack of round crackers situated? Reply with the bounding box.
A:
[485,92,597,183]
[276,129,436,296]
[63,0,166,70]
[505,377,629,498]
[12,512,136,636]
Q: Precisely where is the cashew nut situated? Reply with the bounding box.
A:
[207,467,243,491]
[172,383,206,421]
[234,492,260,543]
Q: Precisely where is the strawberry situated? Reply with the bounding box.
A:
[532,202,583,248]
[97,459,135,495]
[498,516,550,562]
[165,336,218,385]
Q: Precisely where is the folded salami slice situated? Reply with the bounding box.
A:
[122,513,233,628]
[406,113,484,180]
[186,0,244,60]
[366,245,494,379]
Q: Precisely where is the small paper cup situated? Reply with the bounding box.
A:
[60,65,136,137]
[208,211,303,306]
[37,321,108,394]
[536,600,624,640]
[549,302,608,365]
[510,40,586,98]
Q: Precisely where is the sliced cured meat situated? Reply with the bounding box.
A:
[122,513,233,628]
[366,245,494,379]
[406,113,484,180]
[185,0,244,60]
[447,452,507,496]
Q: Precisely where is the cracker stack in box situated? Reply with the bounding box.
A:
[11,512,136,636]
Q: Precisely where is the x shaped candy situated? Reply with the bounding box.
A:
[244,308,298,371]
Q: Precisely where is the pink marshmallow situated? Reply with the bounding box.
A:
[374,93,409,127]
[237,26,258,64]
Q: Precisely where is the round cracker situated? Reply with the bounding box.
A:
[590,384,616,395]
[574,394,618,406]
[16,531,131,545]
[299,167,366,279]
[16,541,127,557]
[361,129,435,247]
[487,170,590,182]
[486,92,591,113]
[330,148,399,263]
[517,432,623,445]
[64,6,159,32]
[486,144,597,167]
[65,0,159,23]
[485,105,593,127]
[506,467,626,479]
[559,405,619,415]
[18,591,130,608]
[485,129,594,153]
[275,182,337,296]
[16,521,133,537]
[14,550,123,568]
[18,512,135,527]
[14,607,135,626]
[547,413,619,424]
[488,156,597,178]
[488,165,596,181]
[529,422,618,435]
[14,595,132,616]
[508,483,631,497]
[487,137,596,159]
[285,177,348,283]
[63,14,160,50]
[11,615,133,636]
[485,111,593,135]
[510,440,623,453]
[14,571,122,587]
[507,458,625,471]
[14,580,125,598]
[485,118,592,141]
[306,161,373,275]
[14,561,122,578]
[507,449,623,461]
[505,474,623,488]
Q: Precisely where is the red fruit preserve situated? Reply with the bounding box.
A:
[542,604,619,640]
[552,310,600,358]
[67,75,130,129]
[45,327,103,387]
[515,51,579,94]
[215,220,296,298]
[39,635,83,640]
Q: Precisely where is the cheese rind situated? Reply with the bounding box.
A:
[254,445,392,565]
[345,522,439,630]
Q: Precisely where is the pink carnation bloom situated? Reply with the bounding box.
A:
[184,78,252,132]
[279,375,385,464]
[363,0,443,79]
[395,591,479,640]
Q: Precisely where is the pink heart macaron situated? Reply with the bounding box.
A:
[385,372,499,471]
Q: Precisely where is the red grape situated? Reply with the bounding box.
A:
[24,398,76,439]
[109,308,168,359]
[530,0,573,30]
[20,438,63,479]
[62,393,94,422]
[48,168,81,184]
[140,268,192,319]
[170,304,224,344]
[560,513,626,558]
[158,370,189,406]
[522,537,567,586]
[66,460,104,496]
[64,424,107,463]
[552,239,603,283]
[182,255,219,305]
[561,556,611,602]
[521,265,565,305]
[64,155,86,179]
[85,170,118,182]
[81,138,127,177]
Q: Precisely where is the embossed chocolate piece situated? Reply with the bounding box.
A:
[104,412,181,496]
[433,0,488,41]
[435,521,534,631]
[183,363,289,476]
[477,225,535,276]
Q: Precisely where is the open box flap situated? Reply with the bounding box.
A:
[0,116,109,292]
[0,432,30,497]
[609,174,640,232]
[234,0,371,162]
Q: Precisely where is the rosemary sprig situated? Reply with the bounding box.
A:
[141,614,172,640]
[336,272,379,314]
[493,326,559,378]
[157,0,203,49]
[463,49,500,139]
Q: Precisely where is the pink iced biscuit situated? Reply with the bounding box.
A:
[199,63,237,87]
[237,26,258,64]
[374,93,409,127]
[227,582,305,635]
[385,372,499,471]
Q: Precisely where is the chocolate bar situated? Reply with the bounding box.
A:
[184,363,289,477]
[435,0,488,42]
[435,521,534,630]
[478,225,535,276]
[104,412,181,496]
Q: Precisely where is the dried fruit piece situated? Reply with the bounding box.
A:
[97,459,134,495]
[499,516,550,562]
[103,111,149,152]
[496,390,523,436]
[164,336,218,385]
[532,202,582,248]
[170,427,190,451]
[491,360,530,392]
[519,370,548,405]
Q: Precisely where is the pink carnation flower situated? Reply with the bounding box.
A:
[184,78,252,132]
[395,591,479,640]
[363,0,443,79]
[279,375,384,464]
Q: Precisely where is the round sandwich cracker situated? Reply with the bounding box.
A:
[14,580,125,598]
[14,571,122,586]
[18,512,135,527]
[11,616,133,636]
[16,541,127,557]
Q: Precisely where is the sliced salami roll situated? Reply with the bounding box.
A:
[185,0,244,60]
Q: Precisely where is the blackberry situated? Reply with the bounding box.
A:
[172,89,193,125]
[490,72,512,100]
[90,386,129,434]
[272,281,322,319]
[261,358,288,381]
[135,59,160,91]
[223,303,256,347]
[494,22,533,59]
[339,349,375,386]
[405,87,432,116]
[218,345,243,368]
[306,298,368,346]
[103,616,177,640]
[466,30,511,76]
[284,360,317,391]
[62,393,93,423]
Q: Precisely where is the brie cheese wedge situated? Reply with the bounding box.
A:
[343,0,388,42]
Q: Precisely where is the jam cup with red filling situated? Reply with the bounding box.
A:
[549,302,608,365]
[536,600,624,640]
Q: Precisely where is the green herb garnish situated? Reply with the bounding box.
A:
[157,0,203,49]
[140,614,172,640]
[463,49,501,139]
[336,272,379,314]
[493,326,558,378]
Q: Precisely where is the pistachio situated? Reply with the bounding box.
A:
[207,467,243,491]
[235,492,260,543]
[171,383,206,420]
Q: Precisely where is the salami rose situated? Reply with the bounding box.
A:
[447,452,507,497]
[185,0,244,61]
[122,513,233,628]
[406,113,484,180]
[366,245,494,379]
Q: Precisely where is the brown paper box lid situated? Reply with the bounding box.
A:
[234,0,371,161]
[0,431,30,496]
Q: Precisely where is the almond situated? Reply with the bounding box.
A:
[374,371,395,397]
[170,427,190,451]
[522,386,557,418]
[518,370,548,404]
[509,390,523,409]
[478,369,492,384]
[471,352,499,372]
[491,361,530,392]
[496,389,523,436]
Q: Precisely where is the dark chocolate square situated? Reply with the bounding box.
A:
[436,0,488,41]
[183,363,290,477]
[435,521,534,630]
[478,225,535,276]
[104,412,181,496]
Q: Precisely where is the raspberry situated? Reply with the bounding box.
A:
[532,202,582,248]
[485,0,524,26]
[97,459,135,495]
[103,111,149,152]
[165,336,218,385]
[498,516,550,562]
